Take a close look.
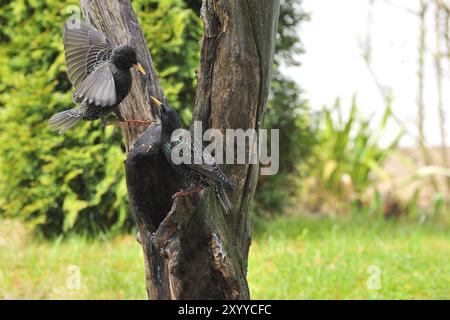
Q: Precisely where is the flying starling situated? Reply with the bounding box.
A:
[48,19,148,134]
[151,96,236,215]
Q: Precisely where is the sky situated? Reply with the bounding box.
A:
[283,0,450,147]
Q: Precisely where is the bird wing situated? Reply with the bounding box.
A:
[72,63,117,107]
[185,139,236,190]
[63,18,113,87]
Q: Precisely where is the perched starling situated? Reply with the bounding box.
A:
[151,96,236,215]
[48,19,147,134]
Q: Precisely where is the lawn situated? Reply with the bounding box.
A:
[0,216,449,299]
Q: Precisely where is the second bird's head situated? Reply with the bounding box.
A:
[150,96,181,130]
[111,45,146,74]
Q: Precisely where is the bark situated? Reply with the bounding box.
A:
[445,5,450,59]
[418,0,427,155]
[434,0,450,193]
[417,0,439,192]
[80,0,280,299]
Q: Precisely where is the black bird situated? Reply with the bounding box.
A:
[151,96,236,215]
[48,19,148,134]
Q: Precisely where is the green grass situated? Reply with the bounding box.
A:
[249,216,450,299]
[0,216,449,299]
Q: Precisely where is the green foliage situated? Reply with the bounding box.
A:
[299,99,402,215]
[253,1,315,216]
[276,0,309,66]
[254,70,316,215]
[135,0,202,124]
[0,0,202,235]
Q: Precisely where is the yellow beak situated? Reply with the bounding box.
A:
[150,96,163,107]
[133,63,146,75]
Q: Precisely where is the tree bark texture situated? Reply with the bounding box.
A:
[434,0,450,193]
[417,0,439,192]
[80,0,280,299]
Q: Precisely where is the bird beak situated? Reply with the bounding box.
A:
[150,96,162,108]
[133,63,146,75]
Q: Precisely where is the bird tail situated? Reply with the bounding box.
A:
[215,185,233,215]
[217,171,236,192]
[48,107,85,134]
[223,177,236,192]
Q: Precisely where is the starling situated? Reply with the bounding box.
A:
[150,96,236,215]
[48,19,148,134]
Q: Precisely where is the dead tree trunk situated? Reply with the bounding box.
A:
[80,0,280,299]
[417,0,439,192]
[434,0,450,193]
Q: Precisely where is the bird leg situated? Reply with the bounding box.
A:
[114,110,155,126]
[172,186,204,199]
[120,119,156,126]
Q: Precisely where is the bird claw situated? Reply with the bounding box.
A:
[171,187,203,199]
[171,191,185,199]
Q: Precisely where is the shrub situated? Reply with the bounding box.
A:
[0,0,201,236]
[299,98,402,215]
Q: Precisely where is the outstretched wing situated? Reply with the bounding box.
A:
[63,18,113,87]
[72,63,117,107]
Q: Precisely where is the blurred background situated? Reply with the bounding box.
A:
[0,0,449,299]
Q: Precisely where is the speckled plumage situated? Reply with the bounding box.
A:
[48,19,144,134]
[158,101,236,215]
